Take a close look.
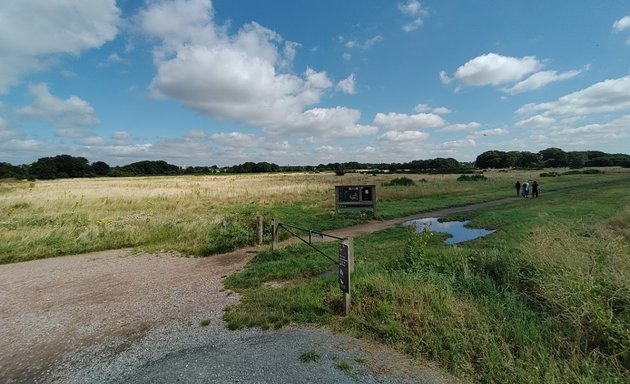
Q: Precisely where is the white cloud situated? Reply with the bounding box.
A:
[210,132,261,147]
[140,0,372,139]
[439,70,452,85]
[398,1,427,32]
[373,112,445,130]
[111,131,130,145]
[613,15,630,32]
[540,115,630,148]
[436,139,476,150]
[378,130,429,142]
[0,0,120,93]
[414,104,451,114]
[516,76,630,117]
[82,137,106,146]
[268,107,378,138]
[337,74,356,95]
[413,104,430,113]
[440,122,481,132]
[403,18,424,32]
[339,35,383,51]
[471,128,508,137]
[16,83,99,135]
[432,107,452,114]
[364,35,384,49]
[315,145,343,155]
[515,115,556,128]
[504,69,582,95]
[443,53,542,88]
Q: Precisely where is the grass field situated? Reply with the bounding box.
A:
[2,168,629,381]
[0,168,618,264]
[222,168,630,383]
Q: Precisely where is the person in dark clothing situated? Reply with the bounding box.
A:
[532,180,539,198]
[515,181,521,197]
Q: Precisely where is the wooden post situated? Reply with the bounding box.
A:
[257,215,264,245]
[339,238,353,316]
[347,237,354,274]
[272,219,277,251]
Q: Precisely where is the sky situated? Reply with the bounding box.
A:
[1,0,629,167]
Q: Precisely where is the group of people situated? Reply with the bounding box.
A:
[515,180,539,198]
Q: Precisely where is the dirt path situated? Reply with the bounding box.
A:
[0,197,519,383]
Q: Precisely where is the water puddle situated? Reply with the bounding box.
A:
[403,217,496,244]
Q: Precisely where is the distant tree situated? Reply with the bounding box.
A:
[539,147,568,167]
[91,161,110,176]
[515,151,542,168]
[0,162,27,179]
[29,157,58,179]
[475,150,506,168]
[567,152,587,169]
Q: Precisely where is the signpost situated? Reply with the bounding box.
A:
[339,238,353,315]
[335,185,376,215]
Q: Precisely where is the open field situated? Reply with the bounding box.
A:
[223,169,630,382]
[1,168,624,264]
[2,168,629,382]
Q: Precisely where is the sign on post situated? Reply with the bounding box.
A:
[338,241,350,293]
[339,238,353,315]
[335,185,376,214]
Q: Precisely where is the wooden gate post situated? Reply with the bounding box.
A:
[272,219,278,251]
[257,215,264,245]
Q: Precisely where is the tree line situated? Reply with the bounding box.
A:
[474,148,630,169]
[1,147,629,180]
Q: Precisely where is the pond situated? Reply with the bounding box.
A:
[403,217,496,245]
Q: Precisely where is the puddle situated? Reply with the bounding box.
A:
[403,217,496,244]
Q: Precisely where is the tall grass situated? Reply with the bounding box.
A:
[0,169,626,264]
[223,171,630,382]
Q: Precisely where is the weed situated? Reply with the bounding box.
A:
[299,350,321,363]
[199,319,211,327]
[336,360,353,375]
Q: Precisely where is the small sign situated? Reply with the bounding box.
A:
[335,185,376,212]
[339,242,349,293]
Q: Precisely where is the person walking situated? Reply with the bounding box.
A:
[515,181,521,197]
[532,180,539,198]
[522,181,529,198]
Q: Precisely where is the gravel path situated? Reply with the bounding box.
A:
[1,198,518,383]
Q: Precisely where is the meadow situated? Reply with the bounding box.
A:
[0,169,622,264]
[2,168,629,381]
[221,168,630,383]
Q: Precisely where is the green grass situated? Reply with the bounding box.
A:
[299,350,321,363]
[223,172,630,382]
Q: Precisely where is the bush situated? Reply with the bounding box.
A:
[382,177,416,187]
[457,174,487,181]
[540,171,561,177]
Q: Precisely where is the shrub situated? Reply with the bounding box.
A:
[382,177,415,187]
[457,174,487,181]
[540,171,561,177]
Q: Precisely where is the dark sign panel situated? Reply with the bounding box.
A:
[335,185,376,210]
[338,242,349,293]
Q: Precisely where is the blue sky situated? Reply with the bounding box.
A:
[1,0,629,166]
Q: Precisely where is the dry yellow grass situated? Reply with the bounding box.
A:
[1,172,459,262]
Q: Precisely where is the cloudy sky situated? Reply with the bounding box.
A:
[1,0,629,166]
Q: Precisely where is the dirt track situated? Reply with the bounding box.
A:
[0,197,518,383]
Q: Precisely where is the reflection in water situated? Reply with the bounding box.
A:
[404,217,495,244]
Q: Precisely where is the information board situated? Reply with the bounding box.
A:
[335,185,376,212]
